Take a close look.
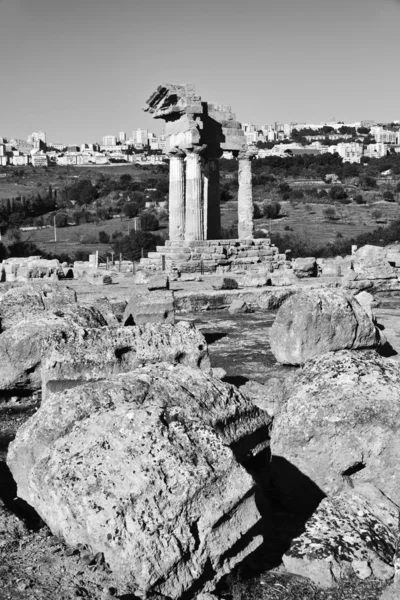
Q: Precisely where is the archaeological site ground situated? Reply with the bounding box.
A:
[3,85,400,600]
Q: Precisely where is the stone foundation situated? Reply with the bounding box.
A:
[139,239,285,273]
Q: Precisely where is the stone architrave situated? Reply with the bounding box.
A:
[238,148,257,240]
[184,146,207,241]
[205,154,222,240]
[167,149,186,241]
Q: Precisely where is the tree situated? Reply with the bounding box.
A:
[330,186,348,201]
[141,211,159,231]
[123,201,139,218]
[112,231,164,262]
[55,212,68,227]
[253,203,262,219]
[263,201,281,219]
[361,176,377,190]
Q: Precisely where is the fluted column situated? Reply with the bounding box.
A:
[238,148,257,239]
[184,146,206,241]
[167,149,185,240]
[205,157,221,240]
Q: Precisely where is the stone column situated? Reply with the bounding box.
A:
[237,148,257,240]
[184,146,206,241]
[205,156,221,240]
[167,149,185,240]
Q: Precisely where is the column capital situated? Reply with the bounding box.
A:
[166,148,186,159]
[183,144,208,158]
[237,146,258,161]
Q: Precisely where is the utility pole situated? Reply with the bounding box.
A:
[54,216,57,243]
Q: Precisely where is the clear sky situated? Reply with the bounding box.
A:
[1,0,399,144]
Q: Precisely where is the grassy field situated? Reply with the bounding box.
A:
[0,164,165,201]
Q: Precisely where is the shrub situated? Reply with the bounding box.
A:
[74,249,90,261]
[98,230,110,244]
[383,191,395,202]
[371,209,383,221]
[279,182,291,194]
[354,194,366,204]
[323,207,337,220]
[263,201,281,219]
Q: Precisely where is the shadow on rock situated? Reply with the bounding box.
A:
[0,460,44,530]
[203,332,228,345]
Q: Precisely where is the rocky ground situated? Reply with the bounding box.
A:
[1,274,400,599]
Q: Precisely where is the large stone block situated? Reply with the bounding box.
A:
[8,365,270,598]
[269,289,381,365]
[123,290,175,325]
[271,350,400,510]
[41,321,211,400]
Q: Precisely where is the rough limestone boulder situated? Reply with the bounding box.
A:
[0,283,77,331]
[269,289,380,365]
[0,306,109,394]
[354,290,376,321]
[352,245,397,280]
[147,274,169,290]
[270,350,400,511]
[293,257,317,278]
[123,290,175,325]
[228,299,249,314]
[41,321,211,400]
[283,488,397,587]
[211,277,238,290]
[8,365,271,598]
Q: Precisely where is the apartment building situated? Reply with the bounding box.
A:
[102,135,117,146]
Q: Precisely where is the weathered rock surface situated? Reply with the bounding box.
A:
[0,283,77,331]
[41,321,211,400]
[8,365,271,598]
[147,274,169,290]
[353,245,397,280]
[354,290,376,321]
[271,350,400,510]
[0,306,110,393]
[211,277,238,290]
[123,290,175,325]
[283,489,397,588]
[269,289,380,365]
[292,257,317,278]
[228,299,249,314]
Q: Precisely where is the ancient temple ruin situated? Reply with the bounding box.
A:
[140,84,281,273]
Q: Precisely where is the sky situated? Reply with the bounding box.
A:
[1,0,400,144]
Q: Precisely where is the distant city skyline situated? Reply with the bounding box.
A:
[1,0,400,144]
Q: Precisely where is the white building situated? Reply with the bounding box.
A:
[31,153,48,167]
[131,128,149,146]
[27,131,46,144]
[102,135,117,146]
[119,131,127,142]
[365,143,388,159]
